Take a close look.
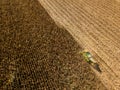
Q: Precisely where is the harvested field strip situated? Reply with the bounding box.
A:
[83,2,120,30]
[65,0,120,47]
[82,0,120,29]
[86,0,120,15]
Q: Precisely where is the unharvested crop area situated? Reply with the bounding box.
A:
[38,0,120,90]
[0,0,106,90]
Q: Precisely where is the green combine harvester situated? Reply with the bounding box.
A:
[80,50,101,73]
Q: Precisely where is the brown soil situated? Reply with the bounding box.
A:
[0,0,107,90]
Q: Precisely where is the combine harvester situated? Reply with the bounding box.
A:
[80,50,101,73]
